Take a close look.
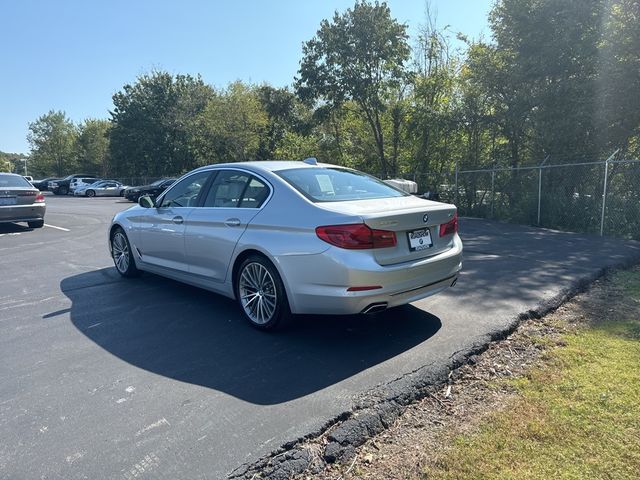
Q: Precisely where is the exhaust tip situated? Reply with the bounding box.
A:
[361,302,388,314]
[450,277,458,287]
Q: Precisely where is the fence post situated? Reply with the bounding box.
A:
[600,149,619,236]
[454,159,459,206]
[537,155,550,226]
[490,169,495,218]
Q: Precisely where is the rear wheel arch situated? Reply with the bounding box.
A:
[231,249,292,305]
[232,250,292,330]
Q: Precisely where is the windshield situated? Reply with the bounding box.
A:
[276,167,409,202]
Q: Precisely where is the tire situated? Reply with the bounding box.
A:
[111,227,140,278]
[28,220,44,228]
[59,186,68,195]
[119,190,125,197]
[236,254,291,330]
[86,190,95,198]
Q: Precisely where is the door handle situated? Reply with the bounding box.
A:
[172,216,184,225]
[225,218,241,227]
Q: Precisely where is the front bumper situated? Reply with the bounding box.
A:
[275,234,463,315]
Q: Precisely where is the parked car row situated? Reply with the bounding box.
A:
[27,174,177,202]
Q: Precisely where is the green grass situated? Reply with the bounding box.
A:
[422,270,640,479]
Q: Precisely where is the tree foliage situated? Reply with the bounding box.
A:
[296,0,411,177]
[109,71,214,176]
[27,111,78,176]
[76,119,110,176]
[18,0,640,197]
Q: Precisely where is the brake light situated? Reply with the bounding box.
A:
[439,212,458,237]
[316,224,397,249]
[35,193,45,203]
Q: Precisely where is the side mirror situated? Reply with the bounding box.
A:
[138,195,155,208]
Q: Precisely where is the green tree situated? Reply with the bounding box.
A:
[0,154,13,172]
[598,0,640,157]
[487,0,603,162]
[76,119,110,176]
[109,71,214,176]
[27,110,78,176]
[191,81,268,164]
[0,151,29,174]
[296,0,411,177]
[407,15,462,186]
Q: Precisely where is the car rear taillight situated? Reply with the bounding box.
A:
[35,193,45,203]
[439,212,458,237]
[316,224,397,249]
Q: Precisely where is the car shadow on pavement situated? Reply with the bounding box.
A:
[60,268,441,405]
[0,223,33,233]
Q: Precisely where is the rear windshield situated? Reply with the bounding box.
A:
[0,175,32,188]
[276,167,409,202]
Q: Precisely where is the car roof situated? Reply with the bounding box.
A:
[194,160,340,174]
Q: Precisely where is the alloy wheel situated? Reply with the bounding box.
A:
[112,232,130,274]
[239,262,277,325]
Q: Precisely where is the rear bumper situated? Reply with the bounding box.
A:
[276,234,463,315]
[0,204,46,223]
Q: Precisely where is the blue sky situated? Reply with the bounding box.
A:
[1,1,493,154]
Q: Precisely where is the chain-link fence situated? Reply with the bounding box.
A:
[414,154,640,241]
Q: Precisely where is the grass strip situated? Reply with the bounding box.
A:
[422,269,640,480]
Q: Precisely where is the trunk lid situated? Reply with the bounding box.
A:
[318,196,457,266]
[0,187,39,206]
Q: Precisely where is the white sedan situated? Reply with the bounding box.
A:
[108,160,462,330]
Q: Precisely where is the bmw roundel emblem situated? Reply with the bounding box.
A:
[423,213,429,223]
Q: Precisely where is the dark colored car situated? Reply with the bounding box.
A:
[124,178,176,202]
[49,174,97,195]
[31,177,59,191]
[0,173,46,228]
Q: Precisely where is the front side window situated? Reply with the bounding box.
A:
[276,167,408,202]
[158,172,210,208]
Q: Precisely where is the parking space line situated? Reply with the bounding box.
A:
[44,224,71,232]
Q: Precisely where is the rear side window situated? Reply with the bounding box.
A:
[276,167,408,202]
[203,171,269,208]
[0,175,32,188]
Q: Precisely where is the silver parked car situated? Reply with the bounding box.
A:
[74,180,128,197]
[0,173,46,228]
[108,160,462,329]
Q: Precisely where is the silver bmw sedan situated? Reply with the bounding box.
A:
[108,160,462,330]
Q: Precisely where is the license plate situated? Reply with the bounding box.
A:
[0,197,17,206]
[407,228,433,251]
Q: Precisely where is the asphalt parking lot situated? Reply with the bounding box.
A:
[1,195,639,479]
